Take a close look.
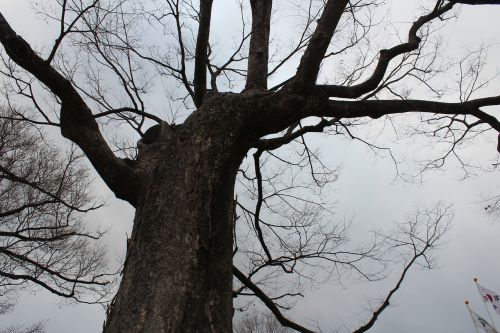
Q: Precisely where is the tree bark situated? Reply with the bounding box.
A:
[103,95,262,333]
[104,159,234,332]
[245,0,273,91]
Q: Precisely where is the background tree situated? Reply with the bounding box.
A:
[0,108,112,331]
[234,309,294,333]
[1,297,44,333]
[0,0,498,332]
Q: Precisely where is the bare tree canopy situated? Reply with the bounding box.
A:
[0,110,111,304]
[0,0,498,332]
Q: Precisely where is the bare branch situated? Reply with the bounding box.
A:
[316,2,455,98]
[286,0,349,94]
[233,266,316,333]
[353,205,452,332]
[0,12,140,205]
[255,118,338,151]
[304,96,500,133]
[94,107,162,124]
[46,0,100,64]
[193,0,214,106]
[245,0,273,91]
[0,114,111,304]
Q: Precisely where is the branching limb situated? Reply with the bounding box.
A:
[233,266,316,333]
[0,12,140,205]
[167,0,196,102]
[316,1,455,98]
[252,150,274,264]
[255,118,339,151]
[0,163,100,213]
[208,31,250,92]
[0,114,112,304]
[306,97,500,132]
[46,0,100,64]
[286,0,350,94]
[94,107,162,124]
[353,204,452,332]
[267,0,321,79]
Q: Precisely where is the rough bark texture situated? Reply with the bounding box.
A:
[102,93,295,333]
[104,148,235,332]
[245,0,273,91]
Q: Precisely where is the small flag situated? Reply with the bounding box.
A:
[478,283,500,315]
[468,307,499,333]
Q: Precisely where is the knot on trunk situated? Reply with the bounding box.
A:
[137,121,177,154]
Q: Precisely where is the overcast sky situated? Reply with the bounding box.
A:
[0,0,500,332]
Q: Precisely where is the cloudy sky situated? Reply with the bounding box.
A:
[0,0,499,332]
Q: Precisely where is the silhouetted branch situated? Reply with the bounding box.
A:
[234,266,316,333]
[193,0,213,106]
[245,0,273,91]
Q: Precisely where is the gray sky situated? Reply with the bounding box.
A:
[0,0,499,332]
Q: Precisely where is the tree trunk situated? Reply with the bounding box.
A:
[101,92,300,333]
[102,95,260,333]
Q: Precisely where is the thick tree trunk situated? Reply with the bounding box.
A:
[103,110,248,332]
[106,170,234,331]
[102,93,301,333]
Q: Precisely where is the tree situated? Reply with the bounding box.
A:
[0,0,498,332]
[0,108,112,331]
[0,297,44,333]
[485,193,500,216]
[234,309,294,333]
